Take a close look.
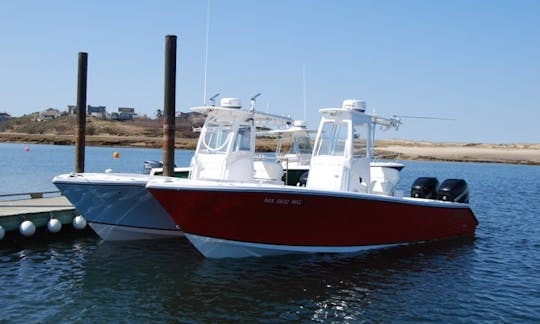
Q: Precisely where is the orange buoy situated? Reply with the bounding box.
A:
[113,151,120,159]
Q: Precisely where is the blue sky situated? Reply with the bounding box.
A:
[1,0,539,143]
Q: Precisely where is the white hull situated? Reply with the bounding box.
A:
[186,233,403,259]
[89,222,183,241]
[53,173,180,241]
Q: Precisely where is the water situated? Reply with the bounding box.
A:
[1,143,540,322]
[0,143,194,195]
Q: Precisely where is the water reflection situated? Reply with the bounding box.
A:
[71,238,477,322]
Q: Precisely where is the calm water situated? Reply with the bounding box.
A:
[0,143,194,196]
[1,143,539,322]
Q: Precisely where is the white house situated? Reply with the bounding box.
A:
[37,108,61,121]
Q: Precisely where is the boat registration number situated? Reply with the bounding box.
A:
[263,198,303,206]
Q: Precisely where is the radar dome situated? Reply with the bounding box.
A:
[220,98,242,109]
[342,99,366,112]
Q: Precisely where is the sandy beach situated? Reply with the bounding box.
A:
[1,133,539,165]
[376,140,540,165]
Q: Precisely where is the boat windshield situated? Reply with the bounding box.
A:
[200,123,233,154]
[232,125,252,152]
[289,135,313,155]
[314,121,349,157]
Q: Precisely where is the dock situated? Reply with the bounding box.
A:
[0,192,94,241]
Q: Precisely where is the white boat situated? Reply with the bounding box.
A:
[263,119,315,186]
[53,172,179,240]
[146,119,315,186]
[149,118,404,188]
[266,119,405,188]
[53,97,292,240]
[147,99,478,258]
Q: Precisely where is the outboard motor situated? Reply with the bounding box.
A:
[437,179,469,203]
[143,160,163,174]
[411,177,439,199]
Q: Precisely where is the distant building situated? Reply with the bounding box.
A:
[67,105,77,115]
[116,107,136,120]
[65,105,139,121]
[37,108,61,121]
[88,105,108,119]
[0,112,12,122]
[176,112,190,119]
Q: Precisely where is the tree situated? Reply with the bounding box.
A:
[156,109,163,119]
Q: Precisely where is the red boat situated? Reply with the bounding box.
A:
[147,99,478,258]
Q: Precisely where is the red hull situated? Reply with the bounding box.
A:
[149,186,477,247]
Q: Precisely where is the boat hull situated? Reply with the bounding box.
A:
[148,183,478,258]
[54,173,182,240]
[89,222,182,241]
[185,233,403,258]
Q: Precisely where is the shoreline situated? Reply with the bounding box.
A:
[1,132,539,166]
[375,141,540,166]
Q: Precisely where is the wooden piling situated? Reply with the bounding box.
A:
[75,52,88,173]
[162,35,177,177]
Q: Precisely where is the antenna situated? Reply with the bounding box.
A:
[250,93,261,112]
[393,114,456,121]
[302,64,307,121]
[209,93,219,106]
[203,0,211,104]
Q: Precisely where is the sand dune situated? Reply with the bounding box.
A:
[376,140,540,165]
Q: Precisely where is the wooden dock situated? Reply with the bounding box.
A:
[0,193,93,240]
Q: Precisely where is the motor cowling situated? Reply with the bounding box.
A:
[437,179,469,203]
[411,177,439,199]
[143,160,163,174]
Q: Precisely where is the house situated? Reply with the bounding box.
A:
[117,107,137,120]
[67,105,77,114]
[37,108,61,121]
[88,105,108,119]
[0,112,12,122]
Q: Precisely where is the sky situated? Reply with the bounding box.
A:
[1,0,539,144]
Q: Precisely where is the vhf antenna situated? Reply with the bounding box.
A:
[209,93,219,106]
[203,0,211,104]
[250,93,261,111]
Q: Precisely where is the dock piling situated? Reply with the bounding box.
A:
[162,35,177,177]
[75,52,88,173]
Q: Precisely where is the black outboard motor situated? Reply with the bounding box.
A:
[411,177,439,199]
[143,160,163,174]
[437,179,469,203]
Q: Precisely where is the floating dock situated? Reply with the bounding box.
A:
[0,192,93,241]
